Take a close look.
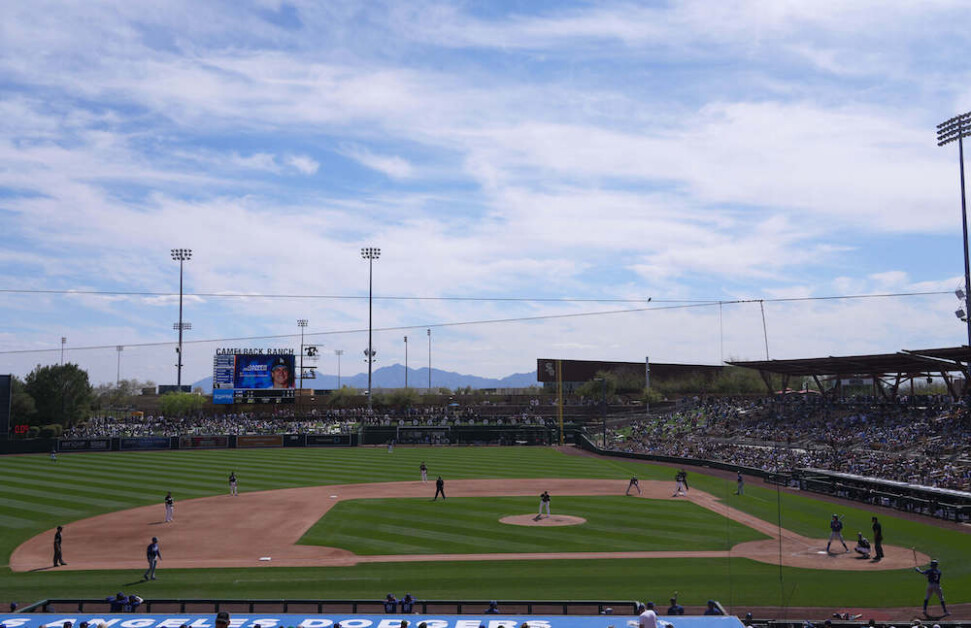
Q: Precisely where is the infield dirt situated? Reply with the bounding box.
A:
[11,478,926,572]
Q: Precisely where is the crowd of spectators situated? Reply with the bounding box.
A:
[614,395,971,491]
[63,406,555,440]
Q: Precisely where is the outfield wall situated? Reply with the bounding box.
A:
[0,614,744,628]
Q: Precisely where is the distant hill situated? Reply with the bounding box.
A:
[192,364,537,394]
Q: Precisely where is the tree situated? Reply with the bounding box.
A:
[576,371,618,400]
[24,363,93,426]
[10,376,37,425]
[158,392,206,417]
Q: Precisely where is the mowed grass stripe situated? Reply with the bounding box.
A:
[0,482,141,509]
[298,496,767,555]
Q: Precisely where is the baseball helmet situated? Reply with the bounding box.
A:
[930,559,939,566]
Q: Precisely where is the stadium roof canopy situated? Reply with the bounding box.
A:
[727,346,971,377]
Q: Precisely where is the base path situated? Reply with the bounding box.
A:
[10,479,925,572]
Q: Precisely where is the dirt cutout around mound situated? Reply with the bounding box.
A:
[501,514,587,526]
[11,478,927,572]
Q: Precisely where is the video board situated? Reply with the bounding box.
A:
[212,348,296,405]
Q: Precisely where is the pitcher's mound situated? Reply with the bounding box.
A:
[500,514,586,526]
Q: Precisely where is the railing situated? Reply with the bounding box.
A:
[17,599,639,616]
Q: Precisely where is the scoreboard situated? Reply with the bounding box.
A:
[212,349,296,405]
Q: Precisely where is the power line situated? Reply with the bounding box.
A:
[0,290,952,356]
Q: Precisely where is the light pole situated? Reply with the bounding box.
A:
[298,319,308,393]
[60,336,66,365]
[116,345,123,386]
[361,247,380,412]
[404,335,408,388]
[938,111,971,357]
[427,328,432,390]
[170,248,192,389]
[334,349,344,389]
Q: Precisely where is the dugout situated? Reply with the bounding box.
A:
[793,468,971,522]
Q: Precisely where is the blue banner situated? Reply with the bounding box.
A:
[0,615,744,628]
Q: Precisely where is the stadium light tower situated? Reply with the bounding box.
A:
[171,248,192,389]
[298,319,308,394]
[361,247,380,412]
[334,349,344,389]
[938,111,971,351]
[404,335,408,388]
[427,328,432,390]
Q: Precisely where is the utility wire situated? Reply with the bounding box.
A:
[0,289,954,356]
[0,287,951,303]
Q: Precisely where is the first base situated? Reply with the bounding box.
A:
[259,556,271,561]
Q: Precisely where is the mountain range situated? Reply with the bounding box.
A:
[193,364,538,394]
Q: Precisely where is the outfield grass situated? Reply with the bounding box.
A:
[0,446,968,608]
[299,496,767,553]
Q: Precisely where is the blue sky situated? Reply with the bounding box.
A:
[2,0,970,387]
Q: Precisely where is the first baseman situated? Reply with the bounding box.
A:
[53,525,67,567]
[915,559,949,617]
[672,469,688,497]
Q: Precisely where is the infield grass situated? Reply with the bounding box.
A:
[0,446,968,608]
[299,496,767,553]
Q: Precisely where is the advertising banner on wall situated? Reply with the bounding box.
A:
[178,435,229,449]
[306,434,350,446]
[120,437,171,450]
[236,435,284,448]
[58,438,111,451]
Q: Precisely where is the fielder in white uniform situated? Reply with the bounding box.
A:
[538,491,551,517]
[229,471,238,496]
[164,492,174,523]
[420,462,428,483]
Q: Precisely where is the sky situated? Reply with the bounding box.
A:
[2,0,971,388]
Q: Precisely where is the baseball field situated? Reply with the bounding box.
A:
[0,445,968,613]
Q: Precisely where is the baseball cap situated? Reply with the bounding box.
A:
[272,357,288,370]
[215,612,230,625]
[152,537,158,542]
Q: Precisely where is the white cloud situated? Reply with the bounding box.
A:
[340,145,414,179]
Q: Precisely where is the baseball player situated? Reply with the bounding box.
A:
[826,514,848,553]
[164,492,174,523]
[229,471,238,496]
[626,476,641,495]
[672,469,689,497]
[51,448,57,463]
[143,536,161,580]
[538,491,551,517]
[53,526,67,567]
[638,602,658,628]
[853,532,871,559]
[433,476,446,501]
[383,594,398,614]
[735,471,744,495]
[420,462,428,483]
[915,559,948,617]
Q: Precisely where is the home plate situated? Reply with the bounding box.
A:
[260,557,271,561]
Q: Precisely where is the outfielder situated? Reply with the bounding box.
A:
[735,471,744,495]
[538,491,551,517]
[164,492,174,523]
[826,514,848,553]
[915,559,949,617]
[229,471,238,496]
[672,469,688,497]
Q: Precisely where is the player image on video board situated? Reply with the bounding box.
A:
[233,354,295,389]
